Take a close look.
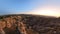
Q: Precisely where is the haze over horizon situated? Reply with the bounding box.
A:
[0,0,60,17]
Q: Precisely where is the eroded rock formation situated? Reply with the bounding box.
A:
[0,14,60,34]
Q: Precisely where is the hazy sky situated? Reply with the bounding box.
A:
[0,0,60,17]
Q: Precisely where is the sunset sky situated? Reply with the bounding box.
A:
[0,0,60,17]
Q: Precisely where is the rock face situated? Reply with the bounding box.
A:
[0,14,60,34]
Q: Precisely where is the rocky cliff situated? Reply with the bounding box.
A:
[0,14,60,34]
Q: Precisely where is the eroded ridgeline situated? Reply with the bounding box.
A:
[0,16,27,34]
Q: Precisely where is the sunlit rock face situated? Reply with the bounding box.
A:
[0,14,60,34]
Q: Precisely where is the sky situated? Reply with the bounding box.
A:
[0,0,60,17]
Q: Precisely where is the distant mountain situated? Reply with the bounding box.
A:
[0,14,60,34]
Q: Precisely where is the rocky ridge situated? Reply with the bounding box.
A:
[0,14,60,34]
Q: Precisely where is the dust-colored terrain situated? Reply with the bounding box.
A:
[0,14,60,34]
